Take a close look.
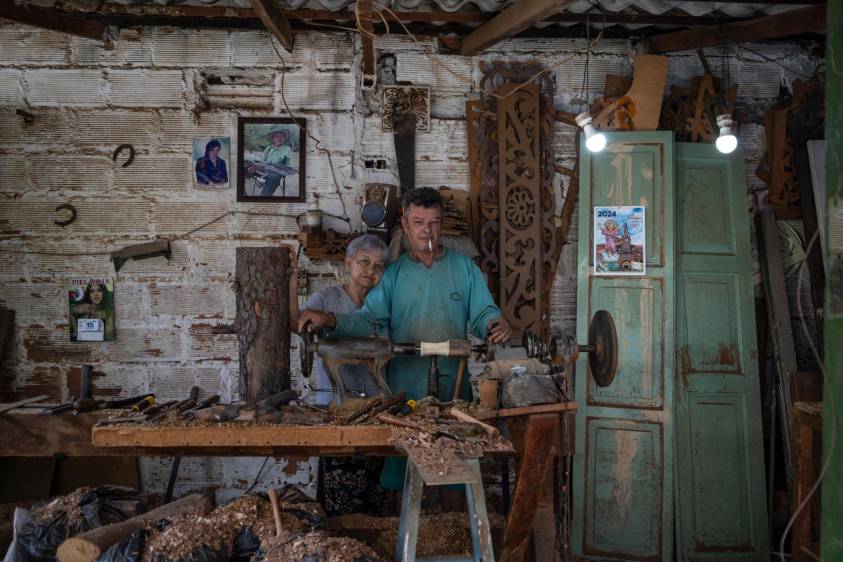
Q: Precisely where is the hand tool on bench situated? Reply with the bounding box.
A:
[0,394,50,414]
[180,394,220,418]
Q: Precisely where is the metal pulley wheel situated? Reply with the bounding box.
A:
[581,309,618,386]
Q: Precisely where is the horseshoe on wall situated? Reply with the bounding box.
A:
[112,144,135,168]
[54,203,77,227]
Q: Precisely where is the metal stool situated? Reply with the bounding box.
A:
[396,456,495,562]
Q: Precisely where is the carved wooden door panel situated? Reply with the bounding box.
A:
[674,143,769,560]
[572,132,675,561]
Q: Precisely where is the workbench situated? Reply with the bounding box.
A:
[0,402,576,562]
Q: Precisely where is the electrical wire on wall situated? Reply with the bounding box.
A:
[778,229,837,562]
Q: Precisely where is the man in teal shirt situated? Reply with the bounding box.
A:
[298,187,511,498]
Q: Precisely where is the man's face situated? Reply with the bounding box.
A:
[209,146,220,159]
[401,204,441,254]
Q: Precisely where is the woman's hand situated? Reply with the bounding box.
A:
[297,309,336,334]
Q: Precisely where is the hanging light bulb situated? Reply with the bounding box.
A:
[575,112,607,153]
[715,114,738,154]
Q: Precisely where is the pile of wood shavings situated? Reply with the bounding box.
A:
[260,531,381,562]
[142,494,301,562]
[329,512,506,560]
[31,487,92,524]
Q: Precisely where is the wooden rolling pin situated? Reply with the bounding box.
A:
[449,408,500,438]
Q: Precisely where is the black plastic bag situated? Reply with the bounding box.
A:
[93,529,147,562]
[13,486,148,562]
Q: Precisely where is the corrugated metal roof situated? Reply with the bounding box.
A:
[31,0,822,35]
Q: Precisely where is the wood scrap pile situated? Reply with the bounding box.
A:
[591,55,668,132]
[259,531,380,562]
[660,72,737,143]
[297,226,350,261]
[328,512,506,560]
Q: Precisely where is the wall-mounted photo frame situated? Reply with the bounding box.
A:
[237,117,306,202]
[193,136,231,189]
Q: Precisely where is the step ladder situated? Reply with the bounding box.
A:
[395,456,495,562]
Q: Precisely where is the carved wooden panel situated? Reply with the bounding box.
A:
[381,85,430,133]
[471,62,559,336]
[498,83,543,335]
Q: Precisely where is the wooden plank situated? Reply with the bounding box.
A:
[0,413,105,457]
[0,395,50,414]
[247,0,293,51]
[646,4,826,53]
[474,401,576,420]
[793,404,821,561]
[756,195,799,490]
[500,413,558,562]
[0,308,13,366]
[358,0,375,84]
[0,1,109,43]
[460,0,576,55]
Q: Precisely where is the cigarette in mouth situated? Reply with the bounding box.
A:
[428,239,433,252]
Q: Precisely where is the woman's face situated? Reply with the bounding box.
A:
[346,248,386,290]
[90,285,104,305]
[209,146,220,159]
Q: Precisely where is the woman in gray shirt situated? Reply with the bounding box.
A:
[290,233,388,404]
[289,233,388,515]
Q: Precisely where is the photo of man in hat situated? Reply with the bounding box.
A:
[258,128,293,196]
[238,118,306,202]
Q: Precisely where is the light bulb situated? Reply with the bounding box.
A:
[716,133,737,154]
[586,130,607,152]
[575,112,607,153]
[715,114,738,154]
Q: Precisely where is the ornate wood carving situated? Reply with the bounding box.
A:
[660,73,737,143]
[381,85,430,133]
[475,61,558,337]
[498,83,543,335]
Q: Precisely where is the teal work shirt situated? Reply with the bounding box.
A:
[264,144,291,166]
[332,248,501,402]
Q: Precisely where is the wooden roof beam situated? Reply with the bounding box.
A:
[0,1,109,44]
[248,0,294,51]
[460,0,576,56]
[646,3,826,53]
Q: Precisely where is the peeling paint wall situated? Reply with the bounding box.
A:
[0,23,819,500]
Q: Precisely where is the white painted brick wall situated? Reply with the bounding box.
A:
[0,21,818,499]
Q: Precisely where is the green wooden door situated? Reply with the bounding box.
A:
[573,132,675,561]
[674,143,769,560]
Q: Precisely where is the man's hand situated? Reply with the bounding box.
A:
[487,318,512,343]
[297,309,337,334]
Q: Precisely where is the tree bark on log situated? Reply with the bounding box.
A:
[56,494,213,562]
[236,246,292,403]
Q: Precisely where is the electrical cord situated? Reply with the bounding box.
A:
[777,229,837,562]
[244,456,273,494]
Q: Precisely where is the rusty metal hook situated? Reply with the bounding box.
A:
[54,203,77,227]
[112,144,135,168]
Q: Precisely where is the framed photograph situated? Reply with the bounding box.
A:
[193,136,231,189]
[237,117,306,202]
[593,206,646,275]
[68,277,116,342]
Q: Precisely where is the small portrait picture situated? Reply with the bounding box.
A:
[237,117,306,202]
[193,137,231,189]
[68,277,116,342]
[594,206,646,275]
